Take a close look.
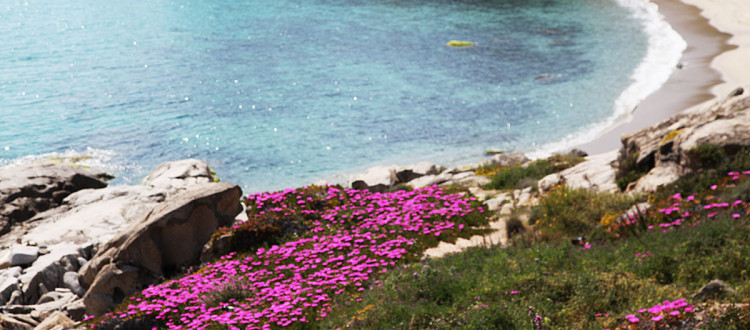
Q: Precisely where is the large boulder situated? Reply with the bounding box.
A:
[80,182,241,316]
[0,163,111,235]
[538,150,619,194]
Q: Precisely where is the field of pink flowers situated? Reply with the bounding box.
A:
[90,185,487,329]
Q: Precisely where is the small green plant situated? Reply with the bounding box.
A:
[616,151,654,191]
[688,144,727,169]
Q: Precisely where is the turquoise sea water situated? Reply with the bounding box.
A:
[1,0,676,193]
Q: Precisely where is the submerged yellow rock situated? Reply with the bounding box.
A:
[446,40,474,47]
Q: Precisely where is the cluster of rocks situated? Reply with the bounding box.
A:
[619,87,750,192]
[0,159,242,328]
[535,86,750,194]
[350,153,534,193]
[349,161,489,192]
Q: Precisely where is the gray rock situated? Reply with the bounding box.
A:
[6,290,23,306]
[6,186,169,248]
[409,161,439,176]
[620,90,750,192]
[484,193,510,211]
[81,182,242,316]
[407,175,438,189]
[36,291,69,305]
[144,159,215,191]
[350,165,397,192]
[568,148,588,157]
[454,173,491,188]
[76,257,88,269]
[57,254,79,273]
[62,299,86,321]
[18,244,79,305]
[62,272,85,297]
[491,152,529,167]
[693,279,736,302]
[538,150,619,194]
[33,311,74,330]
[0,267,21,305]
[0,313,32,330]
[0,163,111,235]
[395,162,439,184]
[10,245,39,267]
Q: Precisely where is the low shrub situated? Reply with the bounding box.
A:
[530,186,636,241]
[485,154,583,190]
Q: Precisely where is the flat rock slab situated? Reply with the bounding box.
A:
[0,163,111,235]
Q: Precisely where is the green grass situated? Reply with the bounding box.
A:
[316,214,750,329]
[529,186,638,241]
[484,154,584,190]
[314,149,750,329]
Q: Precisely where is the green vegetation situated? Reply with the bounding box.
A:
[483,153,584,190]
[616,150,654,191]
[317,186,750,329]
[91,146,750,329]
[529,186,638,241]
[314,147,750,329]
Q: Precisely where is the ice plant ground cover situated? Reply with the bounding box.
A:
[89,185,489,328]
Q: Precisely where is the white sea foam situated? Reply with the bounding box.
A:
[527,0,687,159]
[0,147,143,182]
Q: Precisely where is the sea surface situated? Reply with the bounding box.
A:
[0,0,684,193]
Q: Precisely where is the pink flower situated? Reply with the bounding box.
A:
[652,315,663,322]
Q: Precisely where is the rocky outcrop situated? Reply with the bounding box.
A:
[351,162,441,192]
[490,152,530,167]
[538,150,619,194]
[618,87,750,192]
[0,159,242,324]
[80,182,241,316]
[144,159,216,191]
[0,163,111,235]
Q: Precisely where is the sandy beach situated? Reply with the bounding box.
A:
[578,0,749,155]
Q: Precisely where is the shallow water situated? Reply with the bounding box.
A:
[1,0,663,193]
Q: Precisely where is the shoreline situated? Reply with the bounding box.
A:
[576,0,736,155]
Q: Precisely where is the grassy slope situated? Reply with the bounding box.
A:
[89,149,750,329]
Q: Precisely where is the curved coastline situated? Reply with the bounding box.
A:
[527,0,687,159]
[573,0,741,155]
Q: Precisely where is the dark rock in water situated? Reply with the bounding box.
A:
[692,279,736,302]
[79,182,242,316]
[0,163,111,235]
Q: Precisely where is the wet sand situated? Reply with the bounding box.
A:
[577,0,735,155]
